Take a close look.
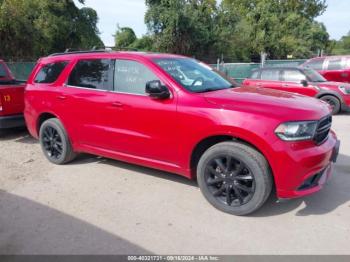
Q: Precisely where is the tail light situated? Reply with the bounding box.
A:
[0,93,2,111]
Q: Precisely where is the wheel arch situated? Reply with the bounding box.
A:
[189,133,276,183]
[36,112,59,135]
[316,91,343,104]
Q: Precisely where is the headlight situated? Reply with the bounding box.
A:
[275,121,318,141]
[339,86,350,94]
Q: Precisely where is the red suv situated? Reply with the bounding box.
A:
[243,67,350,114]
[302,55,350,83]
[24,51,340,215]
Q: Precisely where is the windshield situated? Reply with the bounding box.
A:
[153,58,234,93]
[303,68,327,82]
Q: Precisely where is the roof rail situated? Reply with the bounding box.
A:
[49,49,110,57]
[48,46,141,57]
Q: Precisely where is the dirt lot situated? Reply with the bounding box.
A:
[0,114,349,255]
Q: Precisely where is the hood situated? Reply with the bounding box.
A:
[203,86,331,121]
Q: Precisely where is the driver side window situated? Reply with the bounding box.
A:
[282,70,306,82]
[114,60,160,95]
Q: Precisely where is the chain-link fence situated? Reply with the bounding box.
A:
[211,59,306,83]
[6,62,36,81]
[6,59,306,83]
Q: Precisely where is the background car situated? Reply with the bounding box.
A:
[302,55,350,83]
[0,59,26,133]
[242,67,350,114]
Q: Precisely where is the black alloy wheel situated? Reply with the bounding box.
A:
[197,141,273,215]
[39,118,77,164]
[205,155,255,207]
[42,126,64,160]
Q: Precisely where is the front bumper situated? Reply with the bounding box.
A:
[0,114,25,129]
[274,132,340,199]
[342,95,350,111]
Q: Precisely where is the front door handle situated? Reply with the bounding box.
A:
[111,101,124,107]
[57,95,67,100]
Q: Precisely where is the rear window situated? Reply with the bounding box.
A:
[327,58,342,70]
[35,62,68,83]
[0,63,7,77]
[261,69,280,81]
[305,58,325,70]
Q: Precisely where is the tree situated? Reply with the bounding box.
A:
[221,0,330,59]
[145,0,221,62]
[332,32,350,55]
[130,35,155,51]
[114,26,137,49]
[0,0,103,61]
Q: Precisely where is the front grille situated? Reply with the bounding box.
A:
[314,115,332,145]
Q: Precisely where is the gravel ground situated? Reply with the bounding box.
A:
[0,113,349,255]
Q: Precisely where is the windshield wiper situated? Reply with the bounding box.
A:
[195,88,219,93]
[198,85,237,93]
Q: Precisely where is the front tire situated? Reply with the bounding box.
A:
[39,118,77,165]
[197,141,273,216]
[320,95,341,115]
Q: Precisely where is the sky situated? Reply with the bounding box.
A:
[75,0,350,46]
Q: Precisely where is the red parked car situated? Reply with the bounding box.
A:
[242,67,350,114]
[0,59,26,133]
[302,55,350,83]
[24,51,340,215]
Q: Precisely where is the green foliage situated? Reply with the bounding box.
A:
[145,0,220,62]
[222,0,330,59]
[144,0,330,62]
[0,0,103,61]
[332,32,350,55]
[130,35,156,51]
[113,26,156,52]
[114,26,137,49]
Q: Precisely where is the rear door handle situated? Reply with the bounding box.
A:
[282,84,289,87]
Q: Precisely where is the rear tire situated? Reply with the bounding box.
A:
[197,141,273,216]
[39,118,77,164]
[320,95,341,115]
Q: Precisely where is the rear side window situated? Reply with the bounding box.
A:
[35,62,68,83]
[327,58,342,70]
[261,69,280,81]
[114,60,159,95]
[0,63,7,77]
[282,70,306,82]
[305,58,325,70]
[68,59,113,90]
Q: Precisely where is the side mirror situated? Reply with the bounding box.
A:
[301,80,308,87]
[145,80,170,99]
